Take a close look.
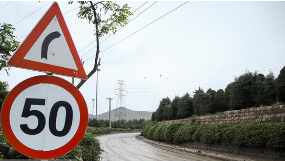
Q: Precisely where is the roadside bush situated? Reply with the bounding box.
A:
[240,122,265,147]
[153,125,167,141]
[220,124,236,146]
[212,123,231,144]
[199,124,216,144]
[142,122,285,150]
[87,127,112,135]
[265,123,285,148]
[142,126,151,137]
[79,132,101,161]
[164,122,185,142]
[57,146,81,160]
[146,125,159,140]
[0,126,102,160]
[231,124,246,146]
[173,124,197,143]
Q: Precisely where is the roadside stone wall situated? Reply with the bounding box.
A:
[156,105,285,126]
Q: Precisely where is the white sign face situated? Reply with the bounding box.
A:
[9,83,80,151]
[23,16,78,70]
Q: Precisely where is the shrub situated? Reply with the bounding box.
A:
[164,122,185,142]
[142,126,151,137]
[266,123,285,148]
[79,133,101,161]
[242,122,266,147]
[190,115,198,125]
[153,125,167,141]
[86,127,112,135]
[143,122,285,150]
[173,124,197,143]
[57,145,81,160]
[199,124,216,144]
[212,123,231,144]
[146,125,159,140]
[220,124,236,146]
[231,124,246,146]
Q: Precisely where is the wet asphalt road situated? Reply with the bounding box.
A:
[96,132,222,161]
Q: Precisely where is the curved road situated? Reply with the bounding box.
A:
[96,132,221,161]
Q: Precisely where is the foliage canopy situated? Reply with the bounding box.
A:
[0,23,19,75]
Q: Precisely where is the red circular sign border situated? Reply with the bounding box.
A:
[1,75,88,159]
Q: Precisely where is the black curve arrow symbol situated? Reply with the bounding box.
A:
[41,31,61,59]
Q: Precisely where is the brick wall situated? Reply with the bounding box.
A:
[156,105,285,126]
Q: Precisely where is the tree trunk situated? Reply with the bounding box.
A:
[76,1,101,89]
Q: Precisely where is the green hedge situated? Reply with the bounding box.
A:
[142,122,285,149]
[174,124,197,143]
[146,125,159,140]
[153,125,167,141]
[164,123,184,142]
[86,126,112,135]
[86,126,133,136]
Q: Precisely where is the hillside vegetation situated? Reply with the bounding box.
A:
[152,66,285,122]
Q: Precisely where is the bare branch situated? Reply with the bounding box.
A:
[94,1,107,8]
[76,1,101,89]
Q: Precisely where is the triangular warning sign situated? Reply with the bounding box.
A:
[8,2,87,80]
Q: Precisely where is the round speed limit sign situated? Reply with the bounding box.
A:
[1,75,88,159]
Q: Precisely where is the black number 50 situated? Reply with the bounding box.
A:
[20,98,73,137]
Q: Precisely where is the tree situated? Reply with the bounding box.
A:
[177,93,193,119]
[163,104,171,121]
[155,109,159,121]
[156,97,171,121]
[169,96,180,120]
[0,81,9,112]
[230,71,266,110]
[224,82,233,109]
[69,1,133,89]
[88,118,99,127]
[277,66,285,102]
[0,23,20,75]
[206,88,216,113]
[256,71,276,106]
[214,89,227,112]
[151,112,156,121]
[193,88,212,115]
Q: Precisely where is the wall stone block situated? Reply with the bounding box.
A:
[156,105,285,126]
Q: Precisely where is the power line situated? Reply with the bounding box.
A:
[0,1,11,11]
[79,1,156,58]
[13,1,53,26]
[84,1,189,62]
[63,6,79,15]
[132,1,148,13]
[129,1,157,24]
[16,3,79,41]
[126,67,282,89]
[17,34,28,40]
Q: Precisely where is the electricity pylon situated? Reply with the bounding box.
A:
[114,80,127,123]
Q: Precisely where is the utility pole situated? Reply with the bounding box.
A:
[114,80,127,124]
[92,99,95,118]
[96,69,100,120]
[106,98,113,128]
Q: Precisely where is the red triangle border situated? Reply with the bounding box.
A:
[9,2,87,80]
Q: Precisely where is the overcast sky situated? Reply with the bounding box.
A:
[1,1,285,117]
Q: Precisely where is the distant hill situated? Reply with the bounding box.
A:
[88,107,153,121]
